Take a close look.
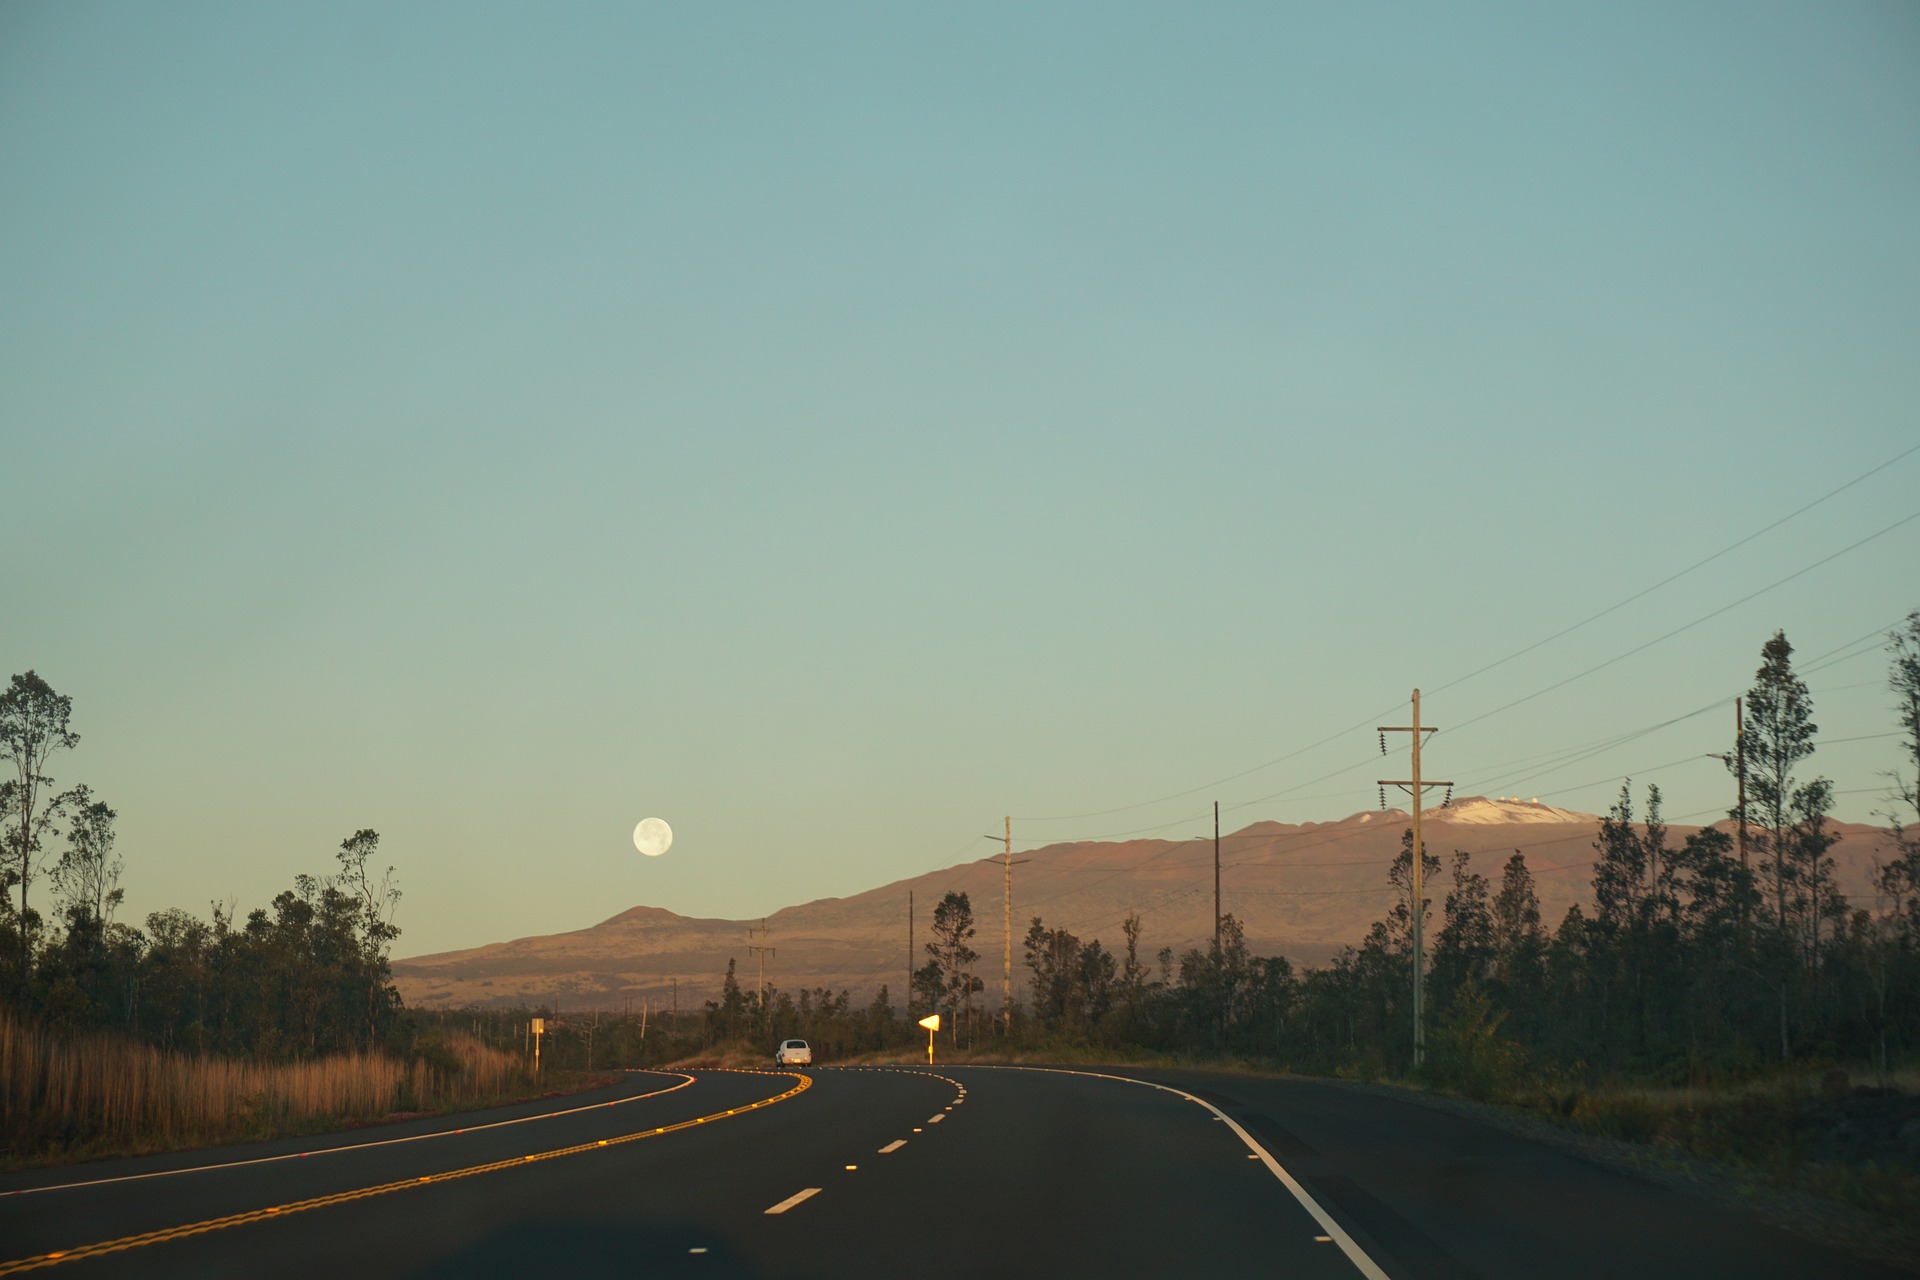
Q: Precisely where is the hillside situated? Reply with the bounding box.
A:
[391,798,1900,1011]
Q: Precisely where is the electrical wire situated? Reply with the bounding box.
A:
[1014,445,1919,832]
[1444,512,1920,738]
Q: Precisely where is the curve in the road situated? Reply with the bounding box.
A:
[954,1065,1390,1280]
[0,1069,810,1278]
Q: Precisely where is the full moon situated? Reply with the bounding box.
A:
[632,817,673,858]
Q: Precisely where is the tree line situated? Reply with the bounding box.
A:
[1,672,406,1060]
[14,613,1918,1090]
[869,621,1920,1088]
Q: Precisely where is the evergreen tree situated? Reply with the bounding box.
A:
[1490,852,1544,1010]
[1740,632,1818,930]
[927,892,980,1039]
[1431,850,1494,1012]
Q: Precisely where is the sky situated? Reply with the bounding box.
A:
[3,2,1917,959]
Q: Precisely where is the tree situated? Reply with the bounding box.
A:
[1880,612,1920,943]
[927,892,981,1041]
[1891,610,1920,823]
[910,959,946,1019]
[1119,911,1149,1027]
[1490,852,1544,1007]
[1023,916,1080,1031]
[1789,778,1843,973]
[334,829,401,1047]
[51,785,121,933]
[0,671,80,958]
[718,958,747,1039]
[1385,830,1441,963]
[1592,782,1676,934]
[1431,850,1494,1011]
[1739,632,1818,930]
[1177,914,1254,1050]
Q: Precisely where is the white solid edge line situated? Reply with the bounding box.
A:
[956,1065,1391,1280]
[0,1072,701,1199]
[765,1187,822,1215]
[879,1140,907,1153]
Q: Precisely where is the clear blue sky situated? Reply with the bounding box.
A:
[3,2,1916,958]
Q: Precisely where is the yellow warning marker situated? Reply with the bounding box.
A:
[917,1014,940,1064]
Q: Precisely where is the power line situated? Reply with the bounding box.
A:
[1423,441,1920,703]
[1444,511,1920,738]
[1454,616,1914,795]
[1014,447,1919,832]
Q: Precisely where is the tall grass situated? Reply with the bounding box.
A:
[1,1008,523,1162]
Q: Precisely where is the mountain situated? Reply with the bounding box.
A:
[390,798,1899,1012]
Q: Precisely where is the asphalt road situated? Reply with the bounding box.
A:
[0,1064,1905,1279]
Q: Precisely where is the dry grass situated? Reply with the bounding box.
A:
[1,1008,523,1163]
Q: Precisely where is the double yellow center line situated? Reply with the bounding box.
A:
[0,1070,810,1275]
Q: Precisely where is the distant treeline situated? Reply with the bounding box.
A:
[0,671,412,1062]
[979,622,1920,1086]
[477,622,1920,1093]
[10,615,1920,1100]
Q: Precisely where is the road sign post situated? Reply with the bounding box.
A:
[530,1017,544,1076]
[918,1014,940,1065]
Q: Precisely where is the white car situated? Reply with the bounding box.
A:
[775,1038,813,1066]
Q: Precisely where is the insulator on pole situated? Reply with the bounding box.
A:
[1378,786,1386,810]
[1379,732,1387,755]
[1443,784,1453,808]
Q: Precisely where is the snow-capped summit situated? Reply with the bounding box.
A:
[1430,796,1594,825]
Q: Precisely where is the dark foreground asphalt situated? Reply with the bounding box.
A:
[0,1063,1905,1279]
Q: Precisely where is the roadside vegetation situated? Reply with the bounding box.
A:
[0,1008,523,1165]
[0,672,541,1165]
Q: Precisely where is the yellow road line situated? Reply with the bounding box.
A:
[0,1071,809,1276]
[4,1072,700,1200]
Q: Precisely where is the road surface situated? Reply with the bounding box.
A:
[0,1063,1903,1278]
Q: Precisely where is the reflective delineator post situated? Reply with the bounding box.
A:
[919,1013,940,1065]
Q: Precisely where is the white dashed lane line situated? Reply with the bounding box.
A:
[927,1115,944,1124]
[878,1140,907,1154]
[764,1188,821,1215]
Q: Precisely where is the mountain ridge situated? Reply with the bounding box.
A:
[392,798,1897,1011]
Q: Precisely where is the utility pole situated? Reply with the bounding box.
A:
[1379,689,1451,1070]
[747,920,774,1029]
[1213,801,1222,955]
[907,890,914,1015]
[671,976,677,1016]
[1004,816,1013,1036]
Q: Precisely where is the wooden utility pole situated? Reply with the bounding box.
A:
[1213,801,1222,955]
[907,890,914,1014]
[747,920,774,1026]
[1004,816,1013,1035]
[1379,689,1451,1069]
